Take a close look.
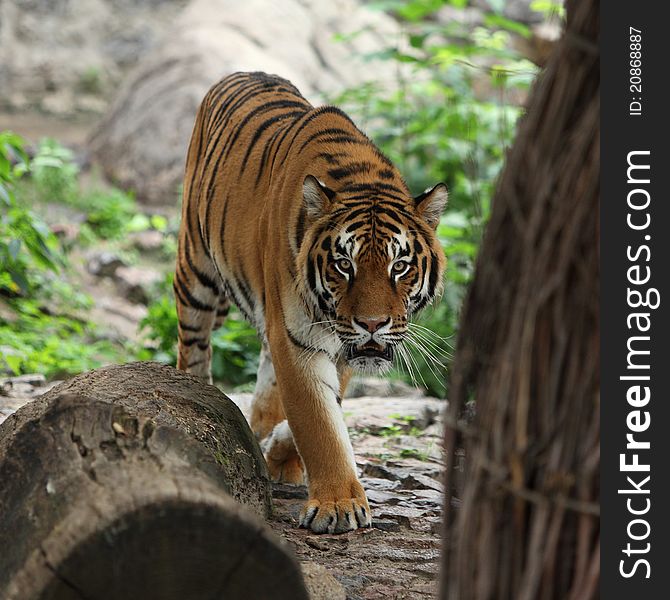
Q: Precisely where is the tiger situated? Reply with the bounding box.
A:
[175,71,447,534]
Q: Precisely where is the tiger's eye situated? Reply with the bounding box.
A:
[392,261,408,272]
[337,258,351,271]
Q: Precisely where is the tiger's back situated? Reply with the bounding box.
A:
[177,73,311,332]
[175,71,447,534]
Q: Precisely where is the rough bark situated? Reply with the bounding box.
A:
[442,0,599,598]
[0,362,308,600]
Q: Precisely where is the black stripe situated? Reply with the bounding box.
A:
[381,220,401,235]
[412,296,429,313]
[342,206,370,222]
[279,106,360,168]
[205,73,251,131]
[316,254,326,291]
[220,100,308,165]
[345,219,369,232]
[222,283,251,322]
[268,109,316,176]
[178,321,201,332]
[307,258,317,292]
[327,161,372,181]
[285,327,310,351]
[241,109,308,176]
[217,192,231,265]
[183,240,219,293]
[427,251,439,297]
[316,152,346,165]
[209,78,276,136]
[298,128,354,153]
[237,273,256,315]
[179,336,207,347]
[318,135,364,145]
[340,181,406,195]
[173,277,215,312]
[256,112,307,187]
[374,205,403,222]
[295,206,307,252]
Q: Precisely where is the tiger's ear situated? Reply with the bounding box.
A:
[303,175,336,220]
[414,183,448,229]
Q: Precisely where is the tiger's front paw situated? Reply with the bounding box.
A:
[299,480,371,534]
[263,421,305,484]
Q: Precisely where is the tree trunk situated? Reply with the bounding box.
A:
[0,362,308,600]
[441,0,599,598]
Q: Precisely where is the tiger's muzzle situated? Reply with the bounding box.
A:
[341,315,401,372]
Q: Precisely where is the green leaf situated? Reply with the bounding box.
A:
[484,14,532,38]
[127,213,151,232]
[0,155,10,180]
[31,156,66,169]
[409,33,428,49]
[4,353,23,375]
[529,0,565,18]
[150,214,168,231]
[397,0,445,22]
[0,183,11,205]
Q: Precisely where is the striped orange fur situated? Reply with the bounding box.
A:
[175,72,447,533]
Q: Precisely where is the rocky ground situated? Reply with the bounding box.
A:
[1,373,447,599]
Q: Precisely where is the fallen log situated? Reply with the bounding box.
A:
[0,362,308,600]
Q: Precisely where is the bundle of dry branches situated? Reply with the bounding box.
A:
[441,0,599,598]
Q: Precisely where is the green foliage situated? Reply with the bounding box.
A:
[0,132,127,377]
[31,138,79,204]
[0,133,62,296]
[24,138,139,242]
[1,296,124,378]
[332,0,541,396]
[79,188,137,240]
[137,274,178,364]
[399,447,430,460]
[210,317,261,387]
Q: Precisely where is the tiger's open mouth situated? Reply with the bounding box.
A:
[346,342,394,362]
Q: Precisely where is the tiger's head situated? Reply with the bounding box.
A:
[297,175,448,373]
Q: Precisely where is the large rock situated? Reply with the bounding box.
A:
[0,0,188,114]
[88,0,403,204]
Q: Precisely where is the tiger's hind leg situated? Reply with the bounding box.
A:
[174,237,224,383]
[251,342,304,484]
[254,349,354,485]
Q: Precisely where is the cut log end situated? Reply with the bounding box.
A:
[18,494,307,600]
[0,363,308,600]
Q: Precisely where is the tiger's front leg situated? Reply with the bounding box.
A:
[268,327,371,534]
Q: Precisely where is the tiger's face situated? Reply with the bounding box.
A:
[299,176,447,373]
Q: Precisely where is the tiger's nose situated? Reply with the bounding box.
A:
[353,316,391,333]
